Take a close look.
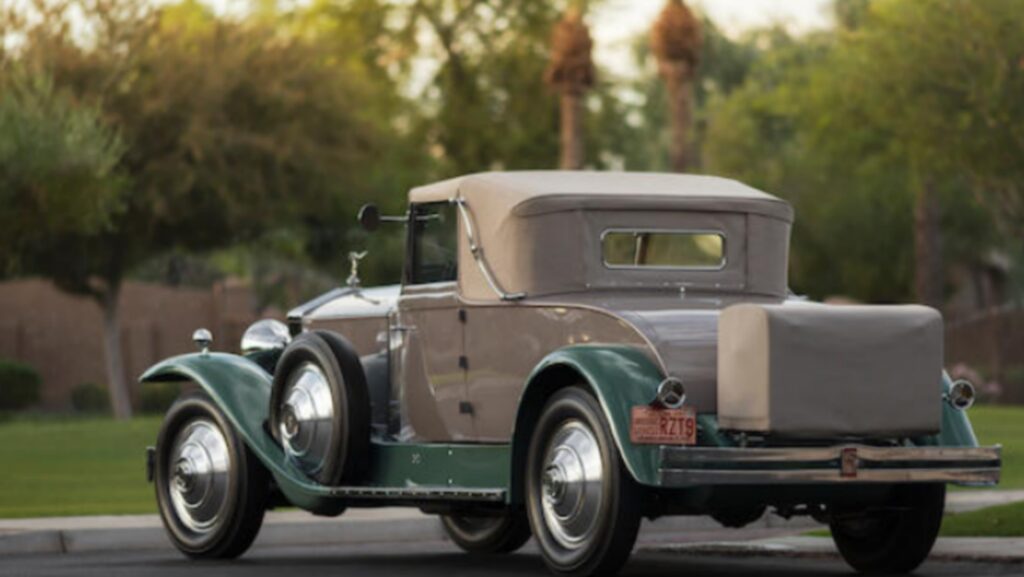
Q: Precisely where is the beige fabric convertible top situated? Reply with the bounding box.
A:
[409,171,794,301]
[410,171,794,222]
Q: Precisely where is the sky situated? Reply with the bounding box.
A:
[591,0,834,78]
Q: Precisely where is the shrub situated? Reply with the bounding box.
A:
[0,359,41,411]
[141,381,181,414]
[71,382,110,414]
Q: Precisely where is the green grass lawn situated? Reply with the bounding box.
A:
[0,416,161,518]
[0,404,1019,520]
[941,500,1024,537]
[966,405,1024,490]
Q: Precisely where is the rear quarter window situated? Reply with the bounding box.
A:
[602,230,725,269]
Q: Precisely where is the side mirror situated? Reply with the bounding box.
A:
[358,204,381,232]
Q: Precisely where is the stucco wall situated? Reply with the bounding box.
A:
[0,279,266,410]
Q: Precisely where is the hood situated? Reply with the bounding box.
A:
[288,284,400,325]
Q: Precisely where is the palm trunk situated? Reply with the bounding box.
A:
[914,178,943,308]
[100,283,133,419]
[664,66,692,172]
[559,90,585,169]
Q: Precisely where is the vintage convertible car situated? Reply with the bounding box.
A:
[143,171,1000,576]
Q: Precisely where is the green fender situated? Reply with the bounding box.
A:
[510,345,666,499]
[141,353,342,513]
[509,348,983,499]
[915,371,980,448]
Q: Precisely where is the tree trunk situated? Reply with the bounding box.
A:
[663,63,693,173]
[914,178,943,308]
[559,90,585,169]
[100,283,133,419]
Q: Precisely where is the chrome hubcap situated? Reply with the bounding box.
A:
[540,420,604,550]
[278,362,335,476]
[168,419,231,535]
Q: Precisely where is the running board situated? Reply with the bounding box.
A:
[324,485,506,503]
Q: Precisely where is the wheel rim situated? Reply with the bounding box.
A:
[539,419,604,550]
[167,418,232,536]
[278,361,335,476]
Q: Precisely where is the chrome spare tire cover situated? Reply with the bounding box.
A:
[269,331,371,486]
[278,361,335,477]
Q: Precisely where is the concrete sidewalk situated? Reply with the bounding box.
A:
[946,489,1024,513]
[647,536,1024,564]
[0,489,1019,558]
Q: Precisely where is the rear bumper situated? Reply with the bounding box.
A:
[660,444,1001,487]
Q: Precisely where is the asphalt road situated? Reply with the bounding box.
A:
[3,540,1022,577]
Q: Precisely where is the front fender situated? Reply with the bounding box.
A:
[510,345,666,497]
[141,353,340,512]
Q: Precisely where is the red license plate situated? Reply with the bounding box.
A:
[630,405,697,445]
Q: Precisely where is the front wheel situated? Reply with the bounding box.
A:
[440,511,531,553]
[525,387,642,577]
[830,483,945,574]
[155,391,269,559]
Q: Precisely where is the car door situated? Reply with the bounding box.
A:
[391,201,473,441]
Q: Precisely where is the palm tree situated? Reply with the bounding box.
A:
[651,0,701,172]
[545,7,594,170]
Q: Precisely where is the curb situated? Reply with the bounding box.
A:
[0,531,64,556]
[0,510,816,558]
[5,496,1022,561]
[0,512,447,557]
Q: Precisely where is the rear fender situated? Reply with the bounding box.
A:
[915,371,980,448]
[509,345,665,502]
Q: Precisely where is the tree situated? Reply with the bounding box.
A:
[2,0,401,417]
[651,0,700,172]
[405,0,638,174]
[701,4,1007,307]
[0,73,129,412]
[545,7,594,169]
[835,0,1024,304]
[0,74,126,273]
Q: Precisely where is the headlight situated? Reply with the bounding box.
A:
[947,379,976,411]
[241,319,291,356]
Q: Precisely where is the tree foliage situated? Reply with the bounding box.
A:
[700,1,1015,303]
[0,74,125,270]
[0,0,418,415]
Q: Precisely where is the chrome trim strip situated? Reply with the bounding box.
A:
[661,445,1002,465]
[659,445,1002,486]
[660,467,1002,486]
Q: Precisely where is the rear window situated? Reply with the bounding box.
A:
[602,230,725,269]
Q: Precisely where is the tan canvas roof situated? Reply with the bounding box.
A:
[409,171,793,222]
[408,171,793,302]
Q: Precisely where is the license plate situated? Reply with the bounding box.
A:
[630,405,697,445]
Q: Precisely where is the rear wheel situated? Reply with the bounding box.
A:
[155,392,269,559]
[830,483,945,574]
[525,387,642,577]
[440,511,531,553]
